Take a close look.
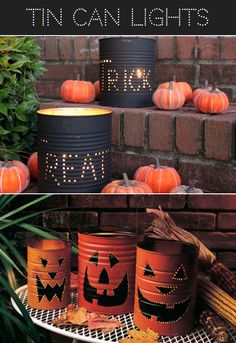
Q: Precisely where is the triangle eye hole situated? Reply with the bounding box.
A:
[109,254,120,268]
[173,265,188,280]
[40,258,48,268]
[58,258,64,266]
[144,263,155,277]
[89,252,99,266]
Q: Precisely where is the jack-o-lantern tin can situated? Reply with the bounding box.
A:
[78,228,137,314]
[27,239,71,310]
[134,239,199,336]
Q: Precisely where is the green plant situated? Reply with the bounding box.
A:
[0,36,45,160]
[0,194,78,342]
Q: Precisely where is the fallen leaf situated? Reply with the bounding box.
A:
[119,328,162,343]
[52,305,88,326]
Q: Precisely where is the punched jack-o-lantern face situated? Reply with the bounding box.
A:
[134,239,199,336]
[78,230,136,315]
[28,239,71,310]
[84,252,128,307]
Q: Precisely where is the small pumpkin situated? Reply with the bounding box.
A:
[101,173,153,194]
[192,80,210,106]
[134,159,181,193]
[152,81,185,110]
[0,160,30,193]
[27,152,38,180]
[170,180,203,194]
[158,76,193,104]
[195,83,229,114]
[61,80,95,103]
[94,80,100,100]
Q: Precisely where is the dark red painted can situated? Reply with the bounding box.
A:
[78,228,137,314]
[134,239,199,336]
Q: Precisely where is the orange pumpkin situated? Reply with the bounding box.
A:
[94,80,100,100]
[195,84,229,114]
[192,80,210,106]
[0,160,30,193]
[101,173,153,194]
[152,81,185,110]
[134,159,181,193]
[61,80,95,103]
[27,152,38,180]
[158,76,193,104]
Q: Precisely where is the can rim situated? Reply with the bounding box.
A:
[79,226,138,238]
[28,239,70,251]
[137,238,199,255]
[37,107,112,117]
[99,37,156,42]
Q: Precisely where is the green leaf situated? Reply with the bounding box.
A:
[12,125,28,133]
[0,126,10,135]
[0,248,25,278]
[0,103,8,115]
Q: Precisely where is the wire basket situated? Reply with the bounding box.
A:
[11,286,236,343]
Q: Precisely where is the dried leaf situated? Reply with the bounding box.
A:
[120,328,162,343]
[52,305,88,326]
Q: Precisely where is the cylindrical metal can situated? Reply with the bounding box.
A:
[99,37,156,108]
[37,107,112,193]
[78,228,137,314]
[27,239,71,310]
[134,239,199,336]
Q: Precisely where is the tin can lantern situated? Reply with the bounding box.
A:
[37,107,112,193]
[134,239,199,336]
[27,239,71,310]
[99,37,156,108]
[78,228,137,314]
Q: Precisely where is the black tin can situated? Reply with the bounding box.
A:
[37,107,112,193]
[99,37,156,108]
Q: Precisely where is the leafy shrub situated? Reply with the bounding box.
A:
[0,36,45,160]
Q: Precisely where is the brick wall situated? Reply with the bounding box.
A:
[37,36,236,192]
[11,194,236,270]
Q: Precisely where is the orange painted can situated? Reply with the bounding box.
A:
[134,239,199,336]
[78,228,137,314]
[27,239,71,310]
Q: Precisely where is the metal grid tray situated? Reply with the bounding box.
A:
[11,286,236,343]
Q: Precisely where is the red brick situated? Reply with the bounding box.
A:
[36,80,61,99]
[42,64,82,81]
[156,64,195,84]
[124,111,146,148]
[9,195,68,209]
[176,37,195,60]
[218,252,236,269]
[44,37,59,61]
[128,195,186,209]
[191,232,236,250]
[84,63,99,82]
[217,213,236,230]
[89,36,100,60]
[73,37,88,60]
[157,36,174,60]
[170,212,216,231]
[69,195,128,208]
[43,211,98,229]
[112,110,121,145]
[58,37,73,60]
[178,159,236,193]
[100,212,155,230]
[200,64,236,85]
[176,112,205,156]
[112,151,175,178]
[221,36,236,60]
[149,111,175,152]
[204,114,236,161]
[188,195,236,210]
[198,37,218,60]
